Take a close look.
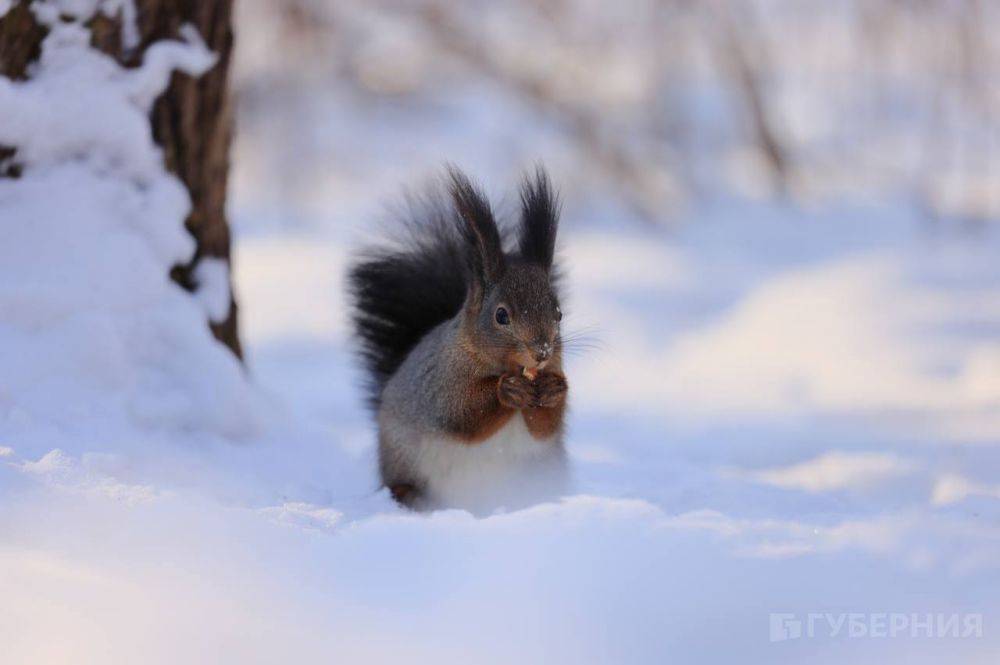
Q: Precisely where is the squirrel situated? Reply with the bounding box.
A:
[349,166,569,512]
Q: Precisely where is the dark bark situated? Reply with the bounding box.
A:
[0,0,47,81]
[0,0,242,359]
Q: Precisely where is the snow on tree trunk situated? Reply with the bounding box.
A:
[0,1,263,438]
[0,0,241,358]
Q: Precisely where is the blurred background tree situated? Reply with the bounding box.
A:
[231,0,1000,230]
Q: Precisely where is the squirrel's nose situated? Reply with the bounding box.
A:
[532,343,552,363]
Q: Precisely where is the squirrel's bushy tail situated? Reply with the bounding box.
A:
[348,189,471,408]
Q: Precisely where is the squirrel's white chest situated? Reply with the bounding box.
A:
[416,415,566,512]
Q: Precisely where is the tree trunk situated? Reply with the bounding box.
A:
[0,0,242,359]
[710,1,790,196]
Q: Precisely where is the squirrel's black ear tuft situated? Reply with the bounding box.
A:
[447,166,505,286]
[518,166,560,269]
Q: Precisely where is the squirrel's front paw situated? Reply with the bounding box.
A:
[498,374,533,409]
[531,372,567,409]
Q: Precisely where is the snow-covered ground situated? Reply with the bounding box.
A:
[2,3,1000,664]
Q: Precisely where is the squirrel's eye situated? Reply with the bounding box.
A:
[554,306,562,322]
[495,306,510,326]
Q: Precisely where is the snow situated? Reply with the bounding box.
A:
[1,3,999,664]
[732,451,916,493]
[192,257,231,323]
[932,474,1000,506]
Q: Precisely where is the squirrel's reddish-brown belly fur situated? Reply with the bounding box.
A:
[452,375,566,444]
